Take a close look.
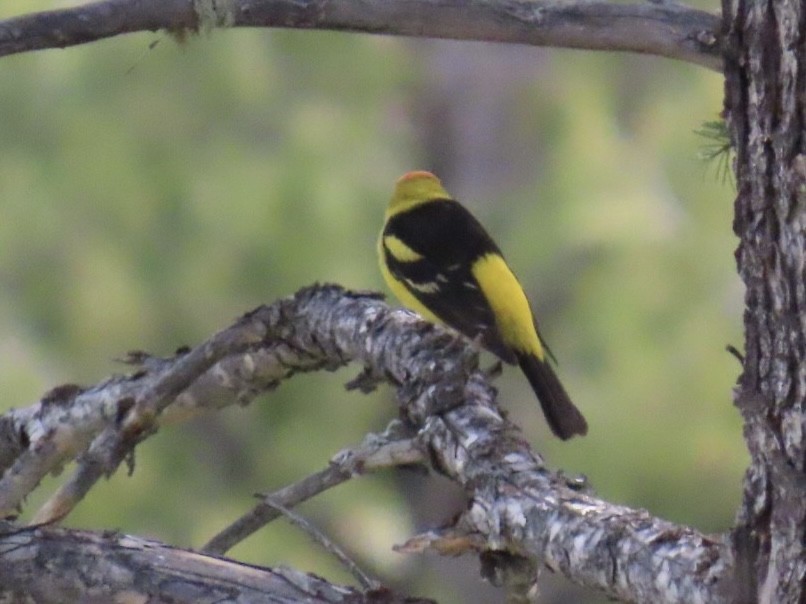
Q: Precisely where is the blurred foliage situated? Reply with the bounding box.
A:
[1,2,741,602]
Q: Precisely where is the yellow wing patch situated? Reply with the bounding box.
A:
[471,254,545,360]
[378,234,442,324]
[382,235,442,293]
[383,235,424,262]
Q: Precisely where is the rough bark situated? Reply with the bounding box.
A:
[0,285,730,602]
[0,521,430,604]
[724,0,806,599]
[0,0,722,70]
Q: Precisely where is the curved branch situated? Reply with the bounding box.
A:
[0,284,731,601]
[0,0,723,70]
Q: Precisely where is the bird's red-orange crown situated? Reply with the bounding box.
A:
[389,171,450,212]
[397,170,439,184]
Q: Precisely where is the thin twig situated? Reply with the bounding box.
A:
[203,425,425,555]
[264,496,380,590]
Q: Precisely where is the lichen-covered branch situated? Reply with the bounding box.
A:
[394,378,731,603]
[0,284,731,601]
[0,521,427,604]
[0,0,723,70]
[0,307,270,519]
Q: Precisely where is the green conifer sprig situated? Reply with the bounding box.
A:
[695,119,734,186]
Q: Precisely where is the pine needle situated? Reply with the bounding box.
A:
[694,119,734,186]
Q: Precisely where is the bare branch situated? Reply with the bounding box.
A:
[0,0,723,70]
[0,310,267,521]
[28,313,269,524]
[263,497,380,590]
[0,296,346,521]
[0,521,429,603]
[0,284,731,601]
[203,421,426,555]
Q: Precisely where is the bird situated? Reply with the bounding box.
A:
[378,171,587,439]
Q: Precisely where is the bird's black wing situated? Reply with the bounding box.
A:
[382,199,517,363]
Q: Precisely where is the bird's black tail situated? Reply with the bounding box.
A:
[517,352,588,440]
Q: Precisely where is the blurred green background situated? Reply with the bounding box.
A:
[1,2,741,601]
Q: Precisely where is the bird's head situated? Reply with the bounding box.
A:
[388,171,450,215]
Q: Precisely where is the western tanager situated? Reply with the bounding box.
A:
[378,171,587,440]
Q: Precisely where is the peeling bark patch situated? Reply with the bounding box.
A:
[41,384,84,407]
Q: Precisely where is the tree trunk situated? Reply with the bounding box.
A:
[724,0,806,598]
